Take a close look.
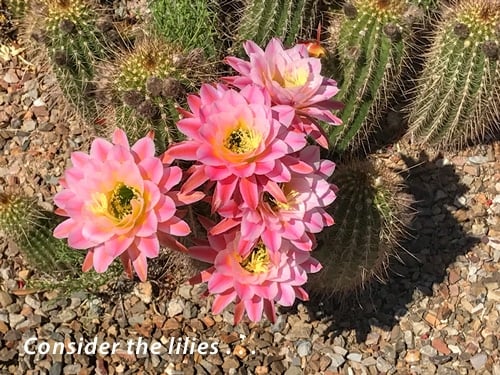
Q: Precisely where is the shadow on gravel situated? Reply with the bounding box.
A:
[305,150,480,343]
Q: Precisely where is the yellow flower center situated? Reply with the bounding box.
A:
[239,242,270,274]
[282,67,309,88]
[89,183,140,220]
[109,183,139,219]
[262,185,299,211]
[223,124,261,154]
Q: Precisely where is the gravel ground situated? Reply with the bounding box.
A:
[1,10,500,375]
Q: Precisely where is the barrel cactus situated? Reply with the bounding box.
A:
[326,0,414,154]
[234,0,321,51]
[407,0,499,148]
[308,156,413,297]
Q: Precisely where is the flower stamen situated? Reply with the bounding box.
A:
[262,185,299,211]
[240,242,270,273]
[89,182,140,220]
[109,183,140,219]
[282,67,309,88]
[223,126,260,154]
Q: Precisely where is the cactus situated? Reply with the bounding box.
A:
[234,0,321,51]
[326,0,413,154]
[0,192,80,274]
[407,0,500,148]
[308,157,413,297]
[408,0,441,12]
[97,38,209,153]
[4,0,28,18]
[149,0,221,59]
[0,192,122,292]
[27,0,113,121]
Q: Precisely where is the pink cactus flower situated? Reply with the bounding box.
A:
[212,146,337,252]
[189,225,322,324]
[162,83,307,211]
[224,38,343,147]
[53,128,198,281]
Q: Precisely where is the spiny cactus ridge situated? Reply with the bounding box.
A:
[309,157,413,298]
[407,0,500,148]
[235,0,321,51]
[4,0,28,18]
[0,193,78,274]
[326,0,413,154]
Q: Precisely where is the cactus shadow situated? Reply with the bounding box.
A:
[304,150,479,343]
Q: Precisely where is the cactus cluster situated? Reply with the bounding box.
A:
[234,0,321,50]
[407,0,499,148]
[326,0,412,154]
[5,0,499,298]
[309,157,413,297]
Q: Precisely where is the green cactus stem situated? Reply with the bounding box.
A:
[234,0,320,51]
[326,0,412,154]
[308,157,413,298]
[28,0,113,121]
[408,0,442,14]
[407,0,499,148]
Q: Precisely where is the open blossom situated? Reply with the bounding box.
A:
[224,38,343,147]
[189,226,322,324]
[212,146,337,252]
[162,83,307,211]
[53,128,197,281]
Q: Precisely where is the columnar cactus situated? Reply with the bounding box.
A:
[234,0,321,50]
[28,0,112,121]
[326,0,413,154]
[308,157,413,297]
[407,0,499,148]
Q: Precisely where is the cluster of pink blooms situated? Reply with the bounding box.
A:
[53,38,342,324]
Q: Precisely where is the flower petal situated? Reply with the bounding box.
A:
[212,289,237,315]
[136,235,160,258]
[112,128,131,148]
[158,216,191,236]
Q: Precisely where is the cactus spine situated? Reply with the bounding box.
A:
[326,0,412,154]
[235,0,320,50]
[407,0,500,148]
[309,157,413,297]
[408,0,441,13]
